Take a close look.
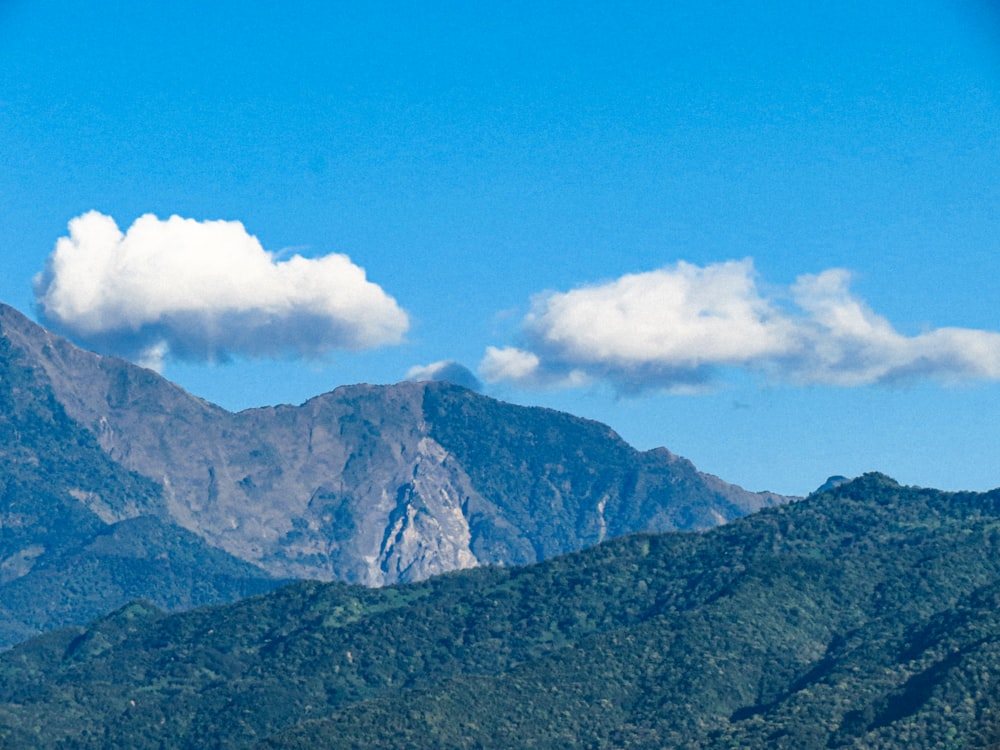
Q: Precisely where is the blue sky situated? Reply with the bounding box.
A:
[2,1,999,495]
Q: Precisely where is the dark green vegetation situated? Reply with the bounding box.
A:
[0,330,281,648]
[2,474,999,748]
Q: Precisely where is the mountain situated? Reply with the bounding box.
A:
[0,317,283,648]
[0,302,788,590]
[2,474,999,748]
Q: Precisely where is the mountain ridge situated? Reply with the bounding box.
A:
[0,301,790,588]
[0,310,282,647]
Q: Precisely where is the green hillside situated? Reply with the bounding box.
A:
[1,474,999,747]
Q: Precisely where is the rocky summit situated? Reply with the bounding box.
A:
[0,302,790,592]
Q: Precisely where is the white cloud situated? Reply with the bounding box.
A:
[525,259,792,366]
[480,346,541,382]
[479,346,588,389]
[483,260,1000,392]
[34,212,409,369]
[406,360,482,391]
[136,340,169,372]
[787,269,1000,385]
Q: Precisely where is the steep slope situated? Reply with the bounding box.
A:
[0,302,788,586]
[421,383,780,564]
[2,475,999,748]
[0,321,281,648]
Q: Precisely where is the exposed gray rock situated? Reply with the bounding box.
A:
[0,302,794,586]
[0,309,282,648]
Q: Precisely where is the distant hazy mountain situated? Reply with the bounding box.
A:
[3,474,999,749]
[0,302,788,592]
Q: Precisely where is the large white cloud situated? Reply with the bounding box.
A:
[480,260,1000,392]
[34,212,409,370]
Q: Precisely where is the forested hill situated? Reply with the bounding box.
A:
[2,473,999,748]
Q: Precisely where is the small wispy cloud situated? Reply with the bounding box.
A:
[406,360,482,391]
[479,346,588,389]
[480,259,1000,392]
[34,212,409,371]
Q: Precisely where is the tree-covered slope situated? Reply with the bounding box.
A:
[2,474,999,748]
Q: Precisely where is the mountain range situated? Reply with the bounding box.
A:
[3,300,999,747]
[2,474,998,748]
[0,302,787,646]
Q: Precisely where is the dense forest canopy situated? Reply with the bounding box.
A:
[1,474,999,748]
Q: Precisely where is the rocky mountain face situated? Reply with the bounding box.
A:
[0,302,790,590]
[0,311,281,647]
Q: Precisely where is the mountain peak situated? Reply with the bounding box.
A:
[1,302,792,593]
